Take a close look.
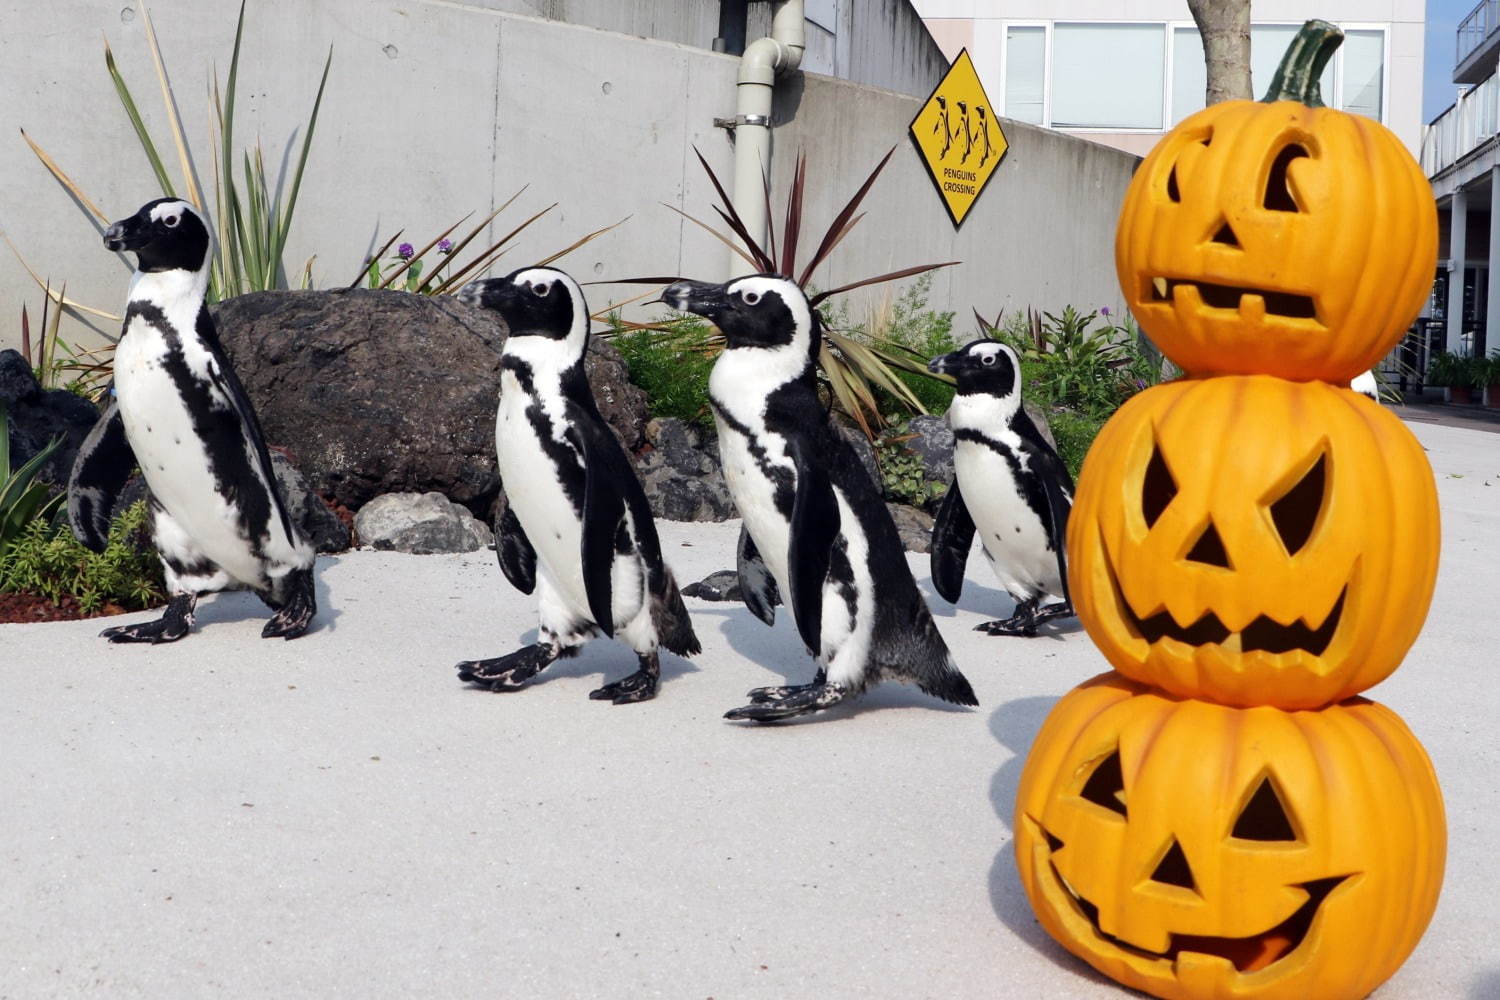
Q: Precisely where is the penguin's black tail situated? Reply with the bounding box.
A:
[918,656,979,707]
[653,567,702,657]
[883,593,978,707]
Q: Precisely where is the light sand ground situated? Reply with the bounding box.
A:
[1,418,1495,999]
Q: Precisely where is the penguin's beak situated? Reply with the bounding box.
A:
[103,217,145,253]
[928,349,964,376]
[458,278,512,312]
[662,279,731,321]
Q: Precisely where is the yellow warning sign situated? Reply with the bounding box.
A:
[909,49,1007,228]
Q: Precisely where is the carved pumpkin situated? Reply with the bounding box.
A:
[1015,673,1446,1000]
[1067,375,1439,709]
[1115,21,1436,382]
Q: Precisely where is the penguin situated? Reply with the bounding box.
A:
[664,275,977,722]
[67,198,316,642]
[454,266,700,704]
[926,339,1073,637]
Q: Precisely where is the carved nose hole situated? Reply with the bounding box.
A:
[1150,839,1197,891]
[1264,144,1310,212]
[1184,519,1232,568]
[1210,219,1240,247]
[1232,777,1299,842]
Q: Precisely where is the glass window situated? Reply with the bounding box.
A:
[1341,29,1384,119]
[1252,24,1333,102]
[1171,26,1207,124]
[1052,23,1165,129]
[1006,26,1045,124]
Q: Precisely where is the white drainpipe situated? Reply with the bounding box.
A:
[729,0,804,277]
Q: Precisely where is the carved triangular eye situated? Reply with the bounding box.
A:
[1266,452,1328,556]
[1079,750,1127,817]
[1232,776,1299,842]
[1264,143,1310,212]
[1142,441,1177,529]
[1150,839,1197,890]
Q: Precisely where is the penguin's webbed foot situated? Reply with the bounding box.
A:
[725,682,850,722]
[456,642,557,692]
[589,651,660,705]
[1034,600,1075,625]
[261,569,317,640]
[101,593,197,644]
[976,597,1039,637]
[746,681,819,703]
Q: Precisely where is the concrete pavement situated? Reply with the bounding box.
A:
[1,417,1496,999]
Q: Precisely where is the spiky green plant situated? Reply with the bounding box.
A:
[19,0,331,304]
[0,402,65,554]
[0,501,166,614]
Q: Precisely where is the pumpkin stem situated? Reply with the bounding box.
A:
[1261,19,1343,107]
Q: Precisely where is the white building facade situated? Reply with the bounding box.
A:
[912,1,1426,157]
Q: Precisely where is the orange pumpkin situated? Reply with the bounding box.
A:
[1015,673,1446,1000]
[1115,21,1436,382]
[1068,375,1439,709]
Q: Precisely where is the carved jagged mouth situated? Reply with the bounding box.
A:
[1125,587,1346,657]
[1148,277,1319,323]
[1043,830,1349,973]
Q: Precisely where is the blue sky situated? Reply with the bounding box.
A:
[1427,0,1478,121]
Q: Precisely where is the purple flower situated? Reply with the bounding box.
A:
[1100,306,1111,317]
[397,242,415,260]
[437,238,453,254]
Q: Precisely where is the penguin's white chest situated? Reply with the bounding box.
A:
[713,417,792,594]
[954,436,1063,599]
[494,372,588,611]
[114,313,267,585]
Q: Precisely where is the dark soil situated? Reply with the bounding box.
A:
[0,592,137,624]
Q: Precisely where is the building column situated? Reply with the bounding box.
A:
[1487,167,1500,357]
[1447,187,1468,355]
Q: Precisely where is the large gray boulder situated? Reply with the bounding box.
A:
[213,289,648,517]
[354,492,492,554]
[635,418,736,522]
[0,349,102,487]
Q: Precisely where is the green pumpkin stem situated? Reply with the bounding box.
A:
[1261,19,1344,107]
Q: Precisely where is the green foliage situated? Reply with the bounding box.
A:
[0,401,65,551]
[1046,409,1109,481]
[1482,351,1500,389]
[21,0,331,303]
[607,314,718,428]
[0,501,166,614]
[842,274,959,418]
[1426,351,1479,388]
[874,428,947,508]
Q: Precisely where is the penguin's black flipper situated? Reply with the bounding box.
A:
[67,400,136,553]
[737,524,780,626]
[786,437,841,656]
[568,416,628,637]
[494,501,537,595]
[1012,407,1075,605]
[930,477,977,604]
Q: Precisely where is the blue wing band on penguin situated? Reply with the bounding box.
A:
[67,399,136,553]
[930,476,977,605]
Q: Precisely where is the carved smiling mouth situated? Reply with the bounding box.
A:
[1040,828,1349,973]
[1106,554,1347,657]
[1148,277,1319,323]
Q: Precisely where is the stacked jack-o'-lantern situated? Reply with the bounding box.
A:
[1013,22,1446,1000]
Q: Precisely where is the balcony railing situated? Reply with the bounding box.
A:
[1422,71,1500,176]
[1458,0,1500,67]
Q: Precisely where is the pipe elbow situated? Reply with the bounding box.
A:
[738,36,787,86]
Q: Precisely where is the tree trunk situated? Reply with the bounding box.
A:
[1188,0,1252,104]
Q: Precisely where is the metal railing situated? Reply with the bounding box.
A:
[1458,0,1500,67]
[1422,70,1500,176]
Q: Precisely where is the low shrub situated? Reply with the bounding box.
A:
[607,315,718,428]
[0,501,166,614]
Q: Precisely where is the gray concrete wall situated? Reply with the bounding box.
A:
[0,1,1135,355]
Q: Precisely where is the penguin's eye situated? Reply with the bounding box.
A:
[530,282,550,298]
[163,214,181,229]
[981,353,997,366]
[741,290,761,306]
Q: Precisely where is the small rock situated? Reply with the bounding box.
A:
[269,452,351,553]
[645,417,714,475]
[836,423,881,486]
[638,458,737,522]
[0,349,40,405]
[887,502,935,553]
[682,570,742,601]
[904,414,954,485]
[354,491,493,554]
